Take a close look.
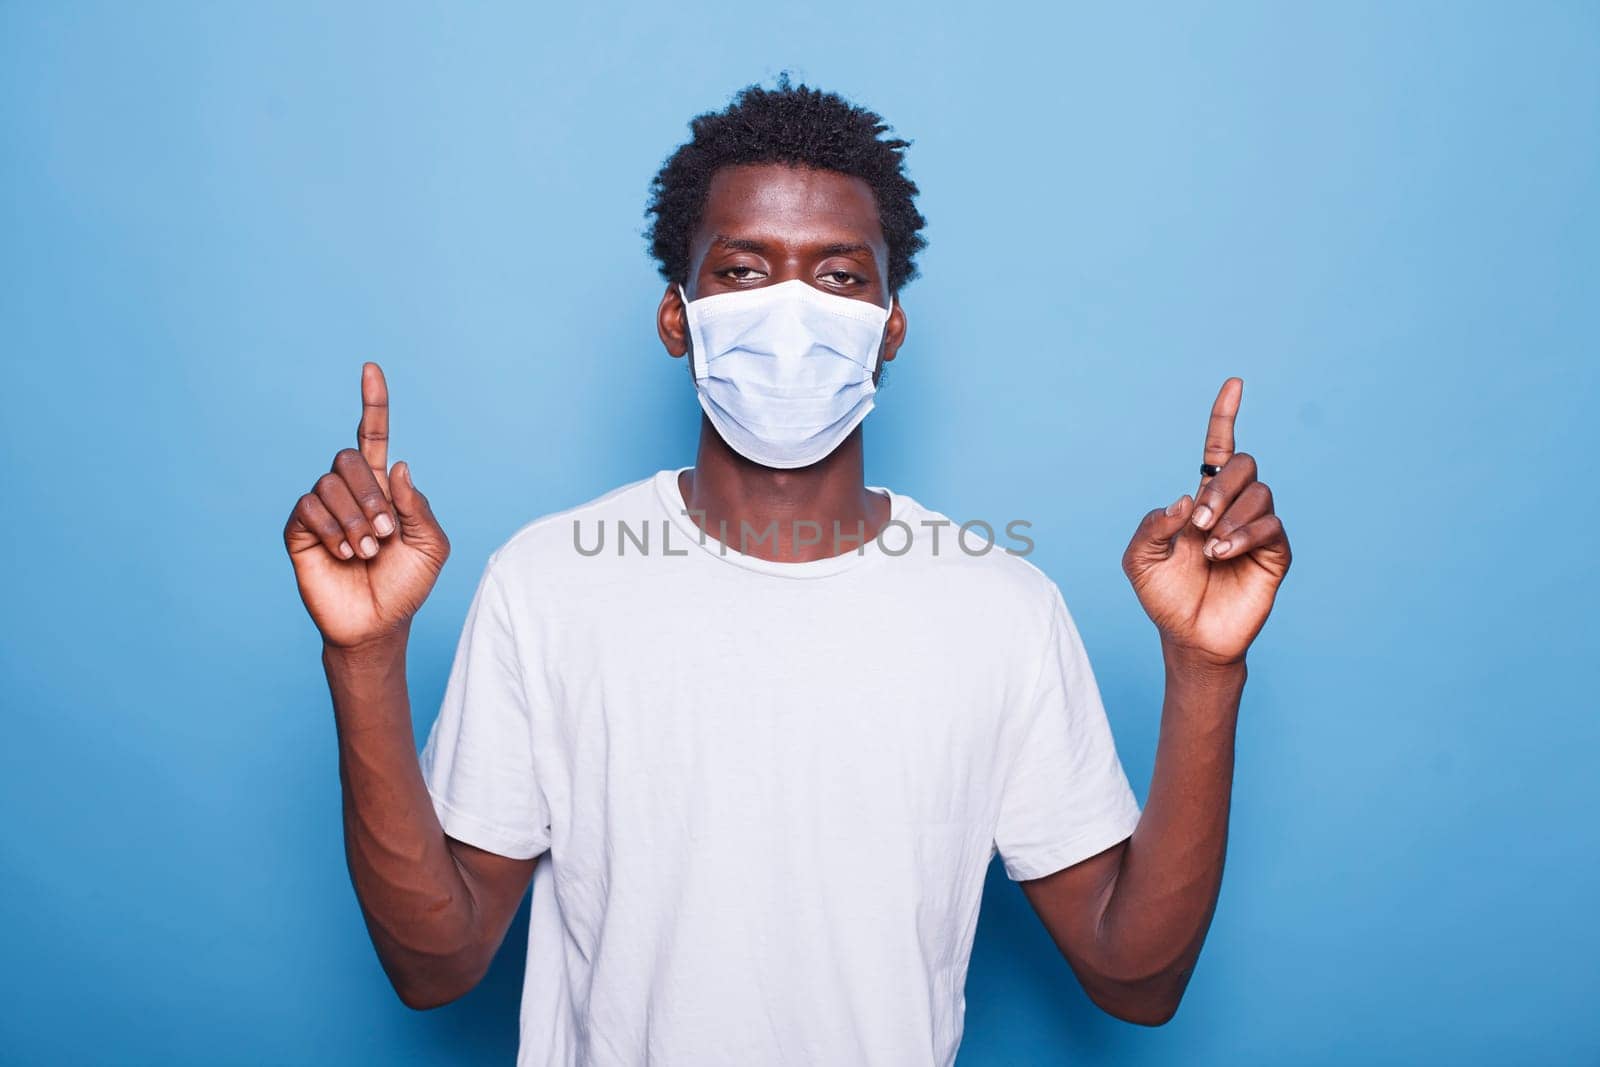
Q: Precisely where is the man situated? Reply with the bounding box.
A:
[284,79,1290,1066]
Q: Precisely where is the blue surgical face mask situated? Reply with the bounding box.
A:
[679,279,893,469]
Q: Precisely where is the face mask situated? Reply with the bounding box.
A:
[679,279,893,470]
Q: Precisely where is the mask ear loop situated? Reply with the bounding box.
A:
[870,295,896,379]
[677,284,701,379]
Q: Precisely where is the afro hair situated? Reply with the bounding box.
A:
[645,75,927,293]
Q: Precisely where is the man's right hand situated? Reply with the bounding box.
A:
[284,362,450,649]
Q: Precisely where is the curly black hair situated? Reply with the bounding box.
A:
[645,75,927,293]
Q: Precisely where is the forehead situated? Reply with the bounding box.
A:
[696,163,885,248]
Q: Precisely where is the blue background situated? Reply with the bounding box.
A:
[2,2,1596,1064]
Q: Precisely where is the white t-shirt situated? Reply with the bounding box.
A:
[419,470,1141,1067]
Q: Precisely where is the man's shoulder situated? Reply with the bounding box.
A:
[485,471,666,575]
[890,493,1066,618]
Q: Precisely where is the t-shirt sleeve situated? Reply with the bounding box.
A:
[993,587,1142,881]
[418,558,552,860]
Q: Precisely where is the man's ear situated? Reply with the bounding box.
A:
[880,295,907,364]
[657,283,689,358]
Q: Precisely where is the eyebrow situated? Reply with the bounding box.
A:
[710,234,874,257]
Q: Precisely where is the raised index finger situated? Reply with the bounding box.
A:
[357,361,390,487]
[1200,377,1244,478]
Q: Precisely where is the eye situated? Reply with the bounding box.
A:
[716,265,767,282]
[822,269,864,287]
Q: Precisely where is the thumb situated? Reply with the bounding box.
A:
[1122,494,1192,577]
[389,461,449,558]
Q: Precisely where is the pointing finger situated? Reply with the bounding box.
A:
[358,362,390,494]
[1199,377,1243,485]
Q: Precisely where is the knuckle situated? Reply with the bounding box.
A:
[295,505,332,537]
[314,472,341,494]
[1245,518,1278,545]
[1233,451,1257,476]
[1231,482,1268,513]
[333,447,363,469]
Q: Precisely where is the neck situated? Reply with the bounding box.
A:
[679,417,892,563]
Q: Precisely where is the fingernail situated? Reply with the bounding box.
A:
[374,513,395,537]
[1211,539,1232,557]
[1193,505,1214,528]
[338,541,354,559]
[360,536,379,558]
[1165,495,1186,517]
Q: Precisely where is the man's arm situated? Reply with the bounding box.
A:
[284,362,535,1009]
[1021,378,1290,1024]
[1019,650,1244,1025]
[324,633,537,1010]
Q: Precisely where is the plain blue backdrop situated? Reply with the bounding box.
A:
[2,2,1596,1064]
